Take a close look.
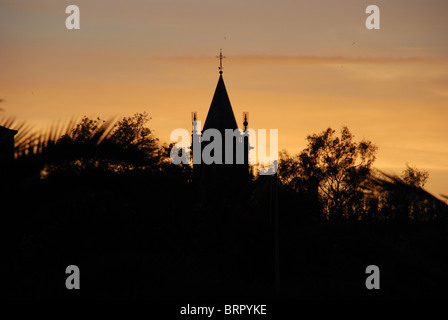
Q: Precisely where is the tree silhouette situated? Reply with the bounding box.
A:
[401,163,429,188]
[277,150,301,190]
[111,112,157,150]
[37,113,167,179]
[371,167,446,221]
[278,126,377,220]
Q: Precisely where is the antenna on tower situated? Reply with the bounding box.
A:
[217,49,226,74]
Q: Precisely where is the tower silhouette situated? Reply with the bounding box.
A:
[191,50,250,206]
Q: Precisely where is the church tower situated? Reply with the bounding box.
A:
[191,50,250,205]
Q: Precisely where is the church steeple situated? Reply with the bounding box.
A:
[203,50,238,133]
[192,50,251,205]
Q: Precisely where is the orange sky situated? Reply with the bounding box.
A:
[1,0,447,197]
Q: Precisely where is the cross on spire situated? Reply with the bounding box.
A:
[217,49,225,74]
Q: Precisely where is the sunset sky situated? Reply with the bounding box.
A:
[1,0,447,197]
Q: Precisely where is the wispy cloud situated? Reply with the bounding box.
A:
[152,55,444,65]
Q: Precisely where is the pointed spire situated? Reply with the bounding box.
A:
[203,55,238,132]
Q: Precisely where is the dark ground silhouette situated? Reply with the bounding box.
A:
[1,117,448,300]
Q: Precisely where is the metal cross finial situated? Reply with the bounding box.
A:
[217,49,225,74]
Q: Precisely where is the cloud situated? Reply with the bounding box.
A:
[232,55,442,65]
[151,55,443,65]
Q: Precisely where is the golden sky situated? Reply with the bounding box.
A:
[1,0,447,197]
